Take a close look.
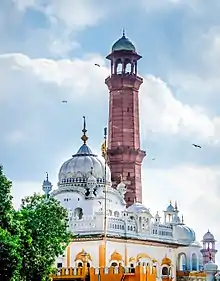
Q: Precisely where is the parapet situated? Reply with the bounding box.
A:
[52,265,157,281]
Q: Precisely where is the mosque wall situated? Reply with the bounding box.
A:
[176,245,203,271]
[58,238,193,279]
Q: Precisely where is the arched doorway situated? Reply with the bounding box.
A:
[191,253,198,271]
[177,253,187,271]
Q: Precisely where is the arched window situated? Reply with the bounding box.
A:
[162,267,168,275]
[177,253,187,271]
[78,262,83,267]
[114,211,120,217]
[111,262,118,267]
[115,59,122,74]
[74,207,83,219]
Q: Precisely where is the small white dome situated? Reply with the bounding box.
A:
[127,202,151,214]
[204,261,218,272]
[58,143,111,187]
[166,202,175,212]
[173,225,196,243]
[203,230,215,241]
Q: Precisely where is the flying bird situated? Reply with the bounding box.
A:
[98,201,102,205]
[152,158,156,161]
[95,63,100,67]
[192,144,202,148]
[62,100,67,103]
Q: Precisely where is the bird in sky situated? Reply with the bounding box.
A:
[95,63,100,67]
[62,100,67,103]
[192,144,202,148]
[152,158,156,161]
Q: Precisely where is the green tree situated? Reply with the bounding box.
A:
[18,193,72,281]
[0,166,22,281]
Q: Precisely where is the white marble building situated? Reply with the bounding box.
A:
[42,135,208,274]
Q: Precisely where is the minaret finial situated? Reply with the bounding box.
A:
[169,200,172,205]
[90,167,93,175]
[81,116,88,144]
[181,215,184,224]
[46,172,48,181]
[122,28,125,37]
[175,200,178,210]
[120,174,123,182]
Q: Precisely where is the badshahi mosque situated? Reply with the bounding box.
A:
[41,32,219,281]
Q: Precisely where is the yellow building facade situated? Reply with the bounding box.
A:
[52,237,181,281]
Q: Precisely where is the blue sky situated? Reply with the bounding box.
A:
[1,0,220,263]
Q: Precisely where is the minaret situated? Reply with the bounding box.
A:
[42,172,52,196]
[201,230,217,265]
[105,31,146,206]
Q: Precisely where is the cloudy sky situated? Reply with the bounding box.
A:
[1,0,220,264]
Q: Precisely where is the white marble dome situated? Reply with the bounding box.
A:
[58,143,111,186]
[173,224,196,244]
[127,202,151,215]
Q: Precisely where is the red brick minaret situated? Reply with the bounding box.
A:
[105,31,146,206]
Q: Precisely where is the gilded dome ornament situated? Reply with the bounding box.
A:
[57,116,111,187]
[129,257,136,262]
[81,116,88,144]
[136,253,152,261]
[161,255,172,266]
[75,249,92,261]
[110,250,123,261]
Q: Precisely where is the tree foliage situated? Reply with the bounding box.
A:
[19,194,72,281]
[0,166,72,281]
[0,166,22,280]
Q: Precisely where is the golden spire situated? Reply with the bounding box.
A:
[81,116,88,144]
[101,127,107,159]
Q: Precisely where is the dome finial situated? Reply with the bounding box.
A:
[90,166,93,175]
[81,116,88,144]
[46,172,48,181]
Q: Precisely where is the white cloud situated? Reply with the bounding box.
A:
[0,53,220,147]
[0,53,108,102]
[140,75,220,143]
[142,164,220,264]
[166,26,220,111]
[14,0,106,28]
[14,0,37,11]
[140,0,202,11]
